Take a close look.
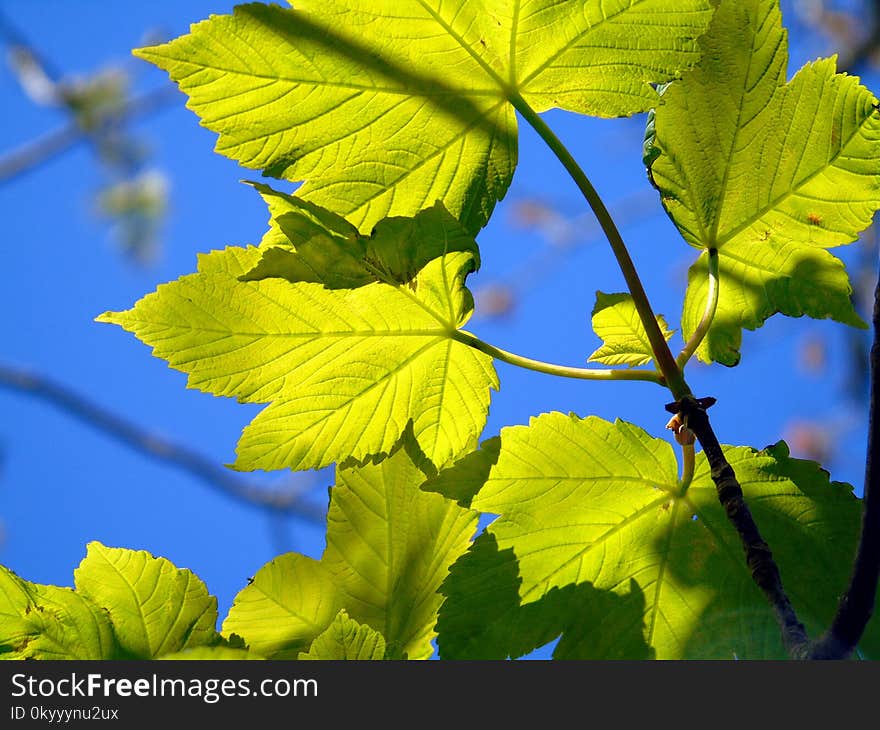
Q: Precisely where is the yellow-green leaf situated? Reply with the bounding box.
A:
[222,553,344,659]
[98,247,497,472]
[324,441,477,659]
[588,291,674,367]
[75,542,218,659]
[646,0,880,364]
[136,0,712,233]
[0,567,118,660]
[298,610,386,660]
[438,413,877,659]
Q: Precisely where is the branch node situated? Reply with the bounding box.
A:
[664,395,716,415]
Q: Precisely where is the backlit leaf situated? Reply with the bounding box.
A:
[98,247,497,472]
[158,646,261,659]
[1,543,223,660]
[588,291,674,367]
[0,567,117,660]
[681,241,866,365]
[136,0,712,233]
[298,609,386,660]
[420,436,501,509]
[242,195,479,290]
[437,413,876,659]
[324,441,477,659]
[222,553,344,659]
[75,542,219,659]
[646,0,880,364]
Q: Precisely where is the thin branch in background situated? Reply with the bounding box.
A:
[0,7,181,261]
[825,0,880,72]
[0,8,64,85]
[808,260,880,659]
[0,83,179,185]
[474,188,661,320]
[0,363,326,523]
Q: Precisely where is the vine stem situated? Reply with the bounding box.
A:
[514,93,815,657]
[509,91,690,400]
[677,248,719,369]
[678,441,695,496]
[453,330,663,383]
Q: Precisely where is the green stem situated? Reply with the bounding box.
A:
[678,442,695,496]
[453,330,663,384]
[509,91,690,400]
[677,248,719,369]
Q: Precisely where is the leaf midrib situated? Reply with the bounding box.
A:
[707,7,779,246]
[713,89,875,248]
[161,55,505,98]
[144,325,453,339]
[517,492,673,603]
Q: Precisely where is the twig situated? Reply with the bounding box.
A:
[0,8,64,83]
[0,85,179,184]
[835,0,880,73]
[0,363,325,522]
[667,395,811,657]
[807,263,880,659]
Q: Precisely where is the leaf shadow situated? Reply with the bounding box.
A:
[236,2,512,179]
[650,448,873,659]
[437,532,654,660]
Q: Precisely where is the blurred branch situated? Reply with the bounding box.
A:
[0,84,179,185]
[807,256,880,658]
[0,8,63,84]
[836,0,880,72]
[0,363,326,523]
[0,7,178,261]
[474,188,659,321]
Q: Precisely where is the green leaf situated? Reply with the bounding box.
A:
[323,439,477,659]
[438,533,654,659]
[1,543,223,660]
[222,553,344,659]
[158,646,261,660]
[249,182,355,251]
[242,197,479,290]
[681,241,866,365]
[298,610,386,660]
[438,413,876,659]
[74,542,219,659]
[646,0,880,364]
[135,0,712,233]
[0,567,118,660]
[588,291,674,367]
[420,436,500,509]
[98,247,497,472]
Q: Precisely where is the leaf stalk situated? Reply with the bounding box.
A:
[508,91,690,400]
[454,330,663,384]
[677,248,719,369]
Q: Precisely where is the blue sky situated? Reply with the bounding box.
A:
[0,0,876,655]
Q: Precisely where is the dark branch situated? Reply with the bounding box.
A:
[807,264,880,659]
[0,363,325,522]
[668,395,811,657]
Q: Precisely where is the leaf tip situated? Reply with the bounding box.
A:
[95,311,121,325]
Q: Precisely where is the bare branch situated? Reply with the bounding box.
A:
[0,85,179,185]
[0,363,326,523]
